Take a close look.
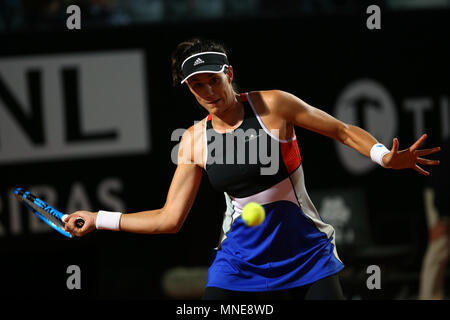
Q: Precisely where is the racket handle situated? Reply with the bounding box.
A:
[62,215,85,229]
[75,217,85,228]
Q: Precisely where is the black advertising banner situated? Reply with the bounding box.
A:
[0,8,448,302]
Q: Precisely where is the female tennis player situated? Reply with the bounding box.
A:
[64,38,440,300]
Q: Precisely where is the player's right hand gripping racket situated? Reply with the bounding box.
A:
[14,187,85,238]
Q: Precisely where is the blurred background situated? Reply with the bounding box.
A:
[0,0,449,300]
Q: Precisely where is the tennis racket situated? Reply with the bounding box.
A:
[14,187,84,238]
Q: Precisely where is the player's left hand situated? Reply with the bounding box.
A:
[382,134,441,176]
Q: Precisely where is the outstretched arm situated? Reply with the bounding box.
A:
[65,127,203,236]
[119,162,203,234]
[266,90,440,175]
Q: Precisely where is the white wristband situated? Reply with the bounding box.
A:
[96,210,122,230]
[370,143,390,167]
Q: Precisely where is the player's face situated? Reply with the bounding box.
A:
[186,67,236,114]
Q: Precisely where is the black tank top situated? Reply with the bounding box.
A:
[204,93,297,198]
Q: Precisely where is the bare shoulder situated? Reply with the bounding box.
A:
[184,119,205,139]
[247,90,297,139]
[179,119,205,167]
[248,90,295,108]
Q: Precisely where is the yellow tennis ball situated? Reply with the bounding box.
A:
[241,202,265,227]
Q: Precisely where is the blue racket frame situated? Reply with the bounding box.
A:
[14,187,72,238]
